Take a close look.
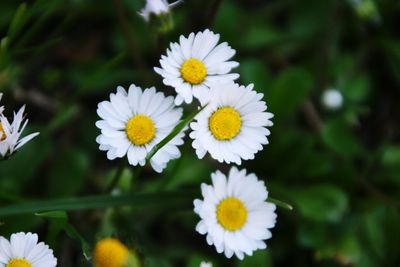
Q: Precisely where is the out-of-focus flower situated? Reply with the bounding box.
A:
[0,103,39,159]
[194,167,277,260]
[0,232,57,267]
[190,81,273,164]
[93,238,129,267]
[321,88,343,110]
[96,84,184,173]
[154,29,239,105]
[139,0,182,32]
[200,261,212,267]
[139,0,181,21]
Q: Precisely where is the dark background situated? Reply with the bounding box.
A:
[0,0,399,266]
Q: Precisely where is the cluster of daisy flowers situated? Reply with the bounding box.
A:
[0,93,39,159]
[96,29,277,260]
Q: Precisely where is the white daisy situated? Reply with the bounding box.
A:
[190,81,273,164]
[0,105,39,158]
[96,84,184,173]
[194,167,277,260]
[154,29,239,105]
[139,0,182,21]
[200,261,212,267]
[0,232,57,267]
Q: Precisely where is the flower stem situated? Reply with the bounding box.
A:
[105,162,124,193]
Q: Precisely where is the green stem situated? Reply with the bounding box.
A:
[105,162,125,193]
[146,105,207,161]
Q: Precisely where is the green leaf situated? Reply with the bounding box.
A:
[36,211,91,260]
[242,26,285,49]
[267,197,293,210]
[35,210,68,220]
[47,147,89,197]
[7,3,27,42]
[146,105,207,161]
[268,68,313,119]
[239,59,271,92]
[382,146,400,167]
[290,184,348,222]
[238,250,272,267]
[322,119,364,158]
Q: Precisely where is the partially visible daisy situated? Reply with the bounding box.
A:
[154,29,239,105]
[0,93,4,114]
[139,0,182,21]
[0,232,57,267]
[200,261,212,267]
[0,105,39,158]
[93,238,129,267]
[96,84,184,173]
[194,167,277,260]
[190,81,273,164]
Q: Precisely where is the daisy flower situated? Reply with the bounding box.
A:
[194,167,277,260]
[139,0,182,21]
[0,105,39,158]
[0,232,57,267]
[190,81,273,164]
[96,84,184,173]
[93,238,129,267]
[154,29,239,105]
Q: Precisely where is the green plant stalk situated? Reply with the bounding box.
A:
[146,105,207,161]
[0,191,195,217]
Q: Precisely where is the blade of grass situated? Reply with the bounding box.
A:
[0,191,194,217]
[146,105,207,161]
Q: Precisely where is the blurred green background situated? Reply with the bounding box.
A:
[0,0,400,266]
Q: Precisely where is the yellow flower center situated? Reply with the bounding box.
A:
[6,259,32,267]
[93,238,129,267]
[180,58,207,85]
[0,122,5,141]
[209,107,241,141]
[125,114,156,146]
[216,197,248,231]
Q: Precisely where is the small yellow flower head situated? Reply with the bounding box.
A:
[93,238,129,267]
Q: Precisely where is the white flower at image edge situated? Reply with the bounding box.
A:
[140,0,182,21]
[190,81,273,164]
[96,84,184,173]
[0,93,4,114]
[0,105,39,158]
[155,29,239,105]
[0,232,57,267]
[194,167,277,260]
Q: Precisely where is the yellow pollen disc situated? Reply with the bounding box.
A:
[209,107,241,141]
[180,58,207,85]
[93,238,129,267]
[6,259,32,267]
[217,197,248,231]
[0,123,5,141]
[125,114,156,146]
